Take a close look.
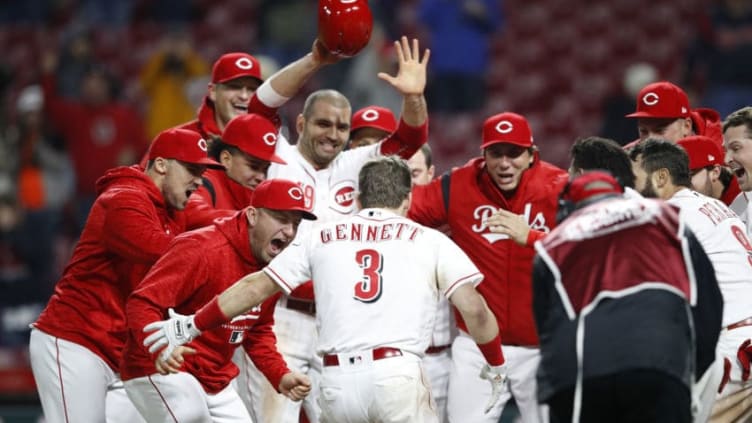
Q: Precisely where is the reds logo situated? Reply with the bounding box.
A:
[235,57,254,70]
[330,180,357,214]
[361,109,380,121]
[288,186,304,201]
[197,138,208,151]
[263,132,277,146]
[495,120,514,134]
[642,92,659,106]
[472,203,550,243]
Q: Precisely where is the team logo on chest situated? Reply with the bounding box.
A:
[330,180,357,214]
[472,203,550,243]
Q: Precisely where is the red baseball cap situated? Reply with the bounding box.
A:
[676,136,724,170]
[251,179,317,220]
[351,106,397,134]
[563,171,624,204]
[222,114,286,164]
[481,112,534,149]
[212,53,263,84]
[626,81,691,119]
[148,128,223,169]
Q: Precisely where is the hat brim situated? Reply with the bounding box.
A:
[625,111,684,119]
[480,139,532,149]
[189,157,225,170]
[214,75,264,85]
[351,123,396,134]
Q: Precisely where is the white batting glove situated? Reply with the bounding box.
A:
[480,363,508,414]
[143,308,202,361]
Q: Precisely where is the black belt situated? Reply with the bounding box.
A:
[285,297,316,316]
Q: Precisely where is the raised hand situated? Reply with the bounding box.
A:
[377,36,430,97]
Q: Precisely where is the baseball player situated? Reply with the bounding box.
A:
[141,156,508,423]
[533,171,723,423]
[631,139,752,422]
[122,179,315,423]
[486,136,639,247]
[409,111,567,423]
[183,113,286,229]
[624,80,741,205]
[29,128,222,423]
[677,136,732,200]
[723,107,752,235]
[237,35,430,422]
[348,105,398,149]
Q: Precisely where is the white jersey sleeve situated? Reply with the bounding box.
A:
[435,233,483,298]
[263,231,313,294]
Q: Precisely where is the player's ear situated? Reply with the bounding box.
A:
[208,83,217,103]
[152,157,168,175]
[246,207,258,227]
[296,114,305,135]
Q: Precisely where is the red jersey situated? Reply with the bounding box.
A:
[122,211,288,393]
[33,165,183,370]
[409,156,568,346]
[42,76,147,196]
[183,168,247,229]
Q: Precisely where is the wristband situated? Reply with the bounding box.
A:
[477,333,505,366]
[256,81,290,108]
[193,297,230,331]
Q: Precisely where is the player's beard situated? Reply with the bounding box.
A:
[640,176,659,198]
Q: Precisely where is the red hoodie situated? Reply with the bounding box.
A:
[122,211,287,394]
[33,165,183,370]
[183,168,250,230]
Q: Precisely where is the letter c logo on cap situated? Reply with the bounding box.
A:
[642,92,659,106]
[263,132,277,146]
[235,57,254,70]
[362,109,379,122]
[288,186,304,201]
[197,138,208,152]
[495,120,514,134]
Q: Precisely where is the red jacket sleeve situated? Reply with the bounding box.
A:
[526,229,547,247]
[101,191,176,264]
[408,176,448,228]
[126,238,208,352]
[242,292,289,391]
[379,119,429,159]
[248,95,282,130]
[183,187,235,230]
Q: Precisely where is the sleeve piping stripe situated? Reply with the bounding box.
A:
[263,267,294,294]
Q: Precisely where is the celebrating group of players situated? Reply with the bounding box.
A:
[24,2,752,423]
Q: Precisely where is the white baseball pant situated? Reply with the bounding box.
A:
[422,349,451,423]
[234,304,321,422]
[124,371,253,423]
[447,332,548,423]
[29,328,146,423]
[319,349,436,422]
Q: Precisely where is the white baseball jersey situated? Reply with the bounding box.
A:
[269,136,380,223]
[669,189,752,326]
[728,191,751,236]
[264,208,483,357]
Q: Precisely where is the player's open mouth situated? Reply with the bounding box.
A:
[270,238,286,254]
[186,189,195,198]
[734,167,746,179]
[232,104,248,113]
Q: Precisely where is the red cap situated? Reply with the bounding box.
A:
[212,53,262,84]
[676,136,724,170]
[148,128,223,169]
[351,106,397,134]
[318,0,373,57]
[562,171,624,204]
[222,114,286,164]
[626,81,691,119]
[251,179,317,220]
[481,112,534,149]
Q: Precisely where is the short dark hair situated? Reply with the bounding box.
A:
[723,106,752,135]
[208,139,241,161]
[419,143,433,168]
[570,136,635,188]
[358,156,412,209]
[631,138,691,188]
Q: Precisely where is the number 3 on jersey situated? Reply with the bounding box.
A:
[353,249,383,303]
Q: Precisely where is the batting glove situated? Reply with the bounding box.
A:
[480,363,508,414]
[143,308,201,361]
[738,339,752,382]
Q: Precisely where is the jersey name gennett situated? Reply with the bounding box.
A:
[320,222,424,243]
[473,203,550,243]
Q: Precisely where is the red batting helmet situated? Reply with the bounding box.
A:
[318,0,373,57]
